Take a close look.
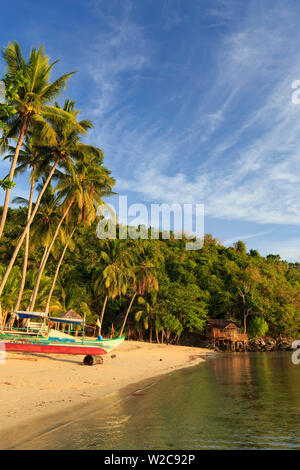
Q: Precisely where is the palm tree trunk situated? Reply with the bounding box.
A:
[156,329,159,343]
[149,317,152,343]
[45,227,76,315]
[21,246,48,327]
[26,246,47,314]
[28,198,74,312]
[0,118,28,240]
[0,160,58,297]
[98,295,108,336]
[14,177,35,311]
[119,292,137,337]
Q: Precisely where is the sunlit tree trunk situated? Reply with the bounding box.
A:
[149,316,152,343]
[14,177,35,311]
[0,118,28,240]
[119,292,137,337]
[155,329,159,343]
[0,160,59,298]
[98,295,108,337]
[45,227,76,315]
[28,198,74,312]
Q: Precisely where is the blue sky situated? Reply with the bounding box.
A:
[0,0,300,260]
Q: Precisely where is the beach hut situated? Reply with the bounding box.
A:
[206,319,248,350]
[56,309,83,335]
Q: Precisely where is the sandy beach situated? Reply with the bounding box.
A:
[0,340,212,448]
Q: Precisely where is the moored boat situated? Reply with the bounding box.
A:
[0,311,125,361]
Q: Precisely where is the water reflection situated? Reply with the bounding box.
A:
[17,353,300,450]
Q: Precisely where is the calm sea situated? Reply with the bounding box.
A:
[16,352,300,450]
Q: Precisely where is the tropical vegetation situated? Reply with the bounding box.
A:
[0,42,299,342]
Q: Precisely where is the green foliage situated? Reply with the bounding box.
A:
[1,207,300,339]
[0,42,299,343]
[0,178,16,190]
[248,317,269,338]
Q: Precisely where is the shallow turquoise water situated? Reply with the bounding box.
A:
[19,352,300,449]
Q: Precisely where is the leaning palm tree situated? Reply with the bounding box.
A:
[0,41,76,239]
[26,182,66,312]
[119,242,159,338]
[44,159,115,315]
[0,265,21,326]
[0,100,87,298]
[28,112,115,312]
[44,224,76,315]
[6,133,51,315]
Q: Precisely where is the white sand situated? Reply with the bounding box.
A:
[0,340,212,447]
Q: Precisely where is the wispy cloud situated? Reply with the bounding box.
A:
[86,2,300,229]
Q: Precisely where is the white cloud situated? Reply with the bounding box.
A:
[88,3,300,229]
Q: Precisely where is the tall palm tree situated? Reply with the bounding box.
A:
[28,110,115,312]
[44,225,76,315]
[0,266,21,326]
[0,42,76,239]
[0,100,87,298]
[7,134,50,314]
[134,291,160,343]
[93,240,133,336]
[44,158,115,315]
[119,242,159,338]
[26,182,66,312]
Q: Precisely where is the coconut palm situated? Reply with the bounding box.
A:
[0,266,21,326]
[6,134,51,315]
[44,225,76,315]
[93,240,133,336]
[26,182,66,312]
[20,267,62,314]
[44,158,115,314]
[134,291,161,343]
[0,100,87,298]
[0,42,77,239]
[119,242,159,338]
[29,127,115,312]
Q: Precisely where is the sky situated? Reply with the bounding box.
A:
[0,0,300,261]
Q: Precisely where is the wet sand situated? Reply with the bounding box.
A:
[0,340,212,449]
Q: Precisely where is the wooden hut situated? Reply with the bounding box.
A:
[206,319,248,350]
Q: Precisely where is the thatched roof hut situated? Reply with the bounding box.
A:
[60,309,83,321]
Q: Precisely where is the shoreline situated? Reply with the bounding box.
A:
[0,340,214,449]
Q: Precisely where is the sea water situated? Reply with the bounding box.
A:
[14,352,300,450]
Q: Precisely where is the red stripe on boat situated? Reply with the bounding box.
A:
[4,342,107,355]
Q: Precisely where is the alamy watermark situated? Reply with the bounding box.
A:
[0,80,5,104]
[0,341,6,365]
[96,196,204,250]
[291,340,300,365]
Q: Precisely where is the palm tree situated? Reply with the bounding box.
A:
[29,113,115,312]
[44,225,76,315]
[93,240,133,336]
[0,100,87,298]
[44,157,115,315]
[119,242,159,338]
[0,266,21,326]
[134,291,160,343]
[26,181,69,312]
[20,267,62,314]
[0,42,76,239]
[6,134,50,314]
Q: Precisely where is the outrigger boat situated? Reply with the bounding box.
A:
[0,311,125,363]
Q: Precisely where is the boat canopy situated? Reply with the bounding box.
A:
[14,311,47,319]
[13,311,84,325]
[48,317,84,325]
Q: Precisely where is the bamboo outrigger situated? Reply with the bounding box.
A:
[0,311,125,364]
